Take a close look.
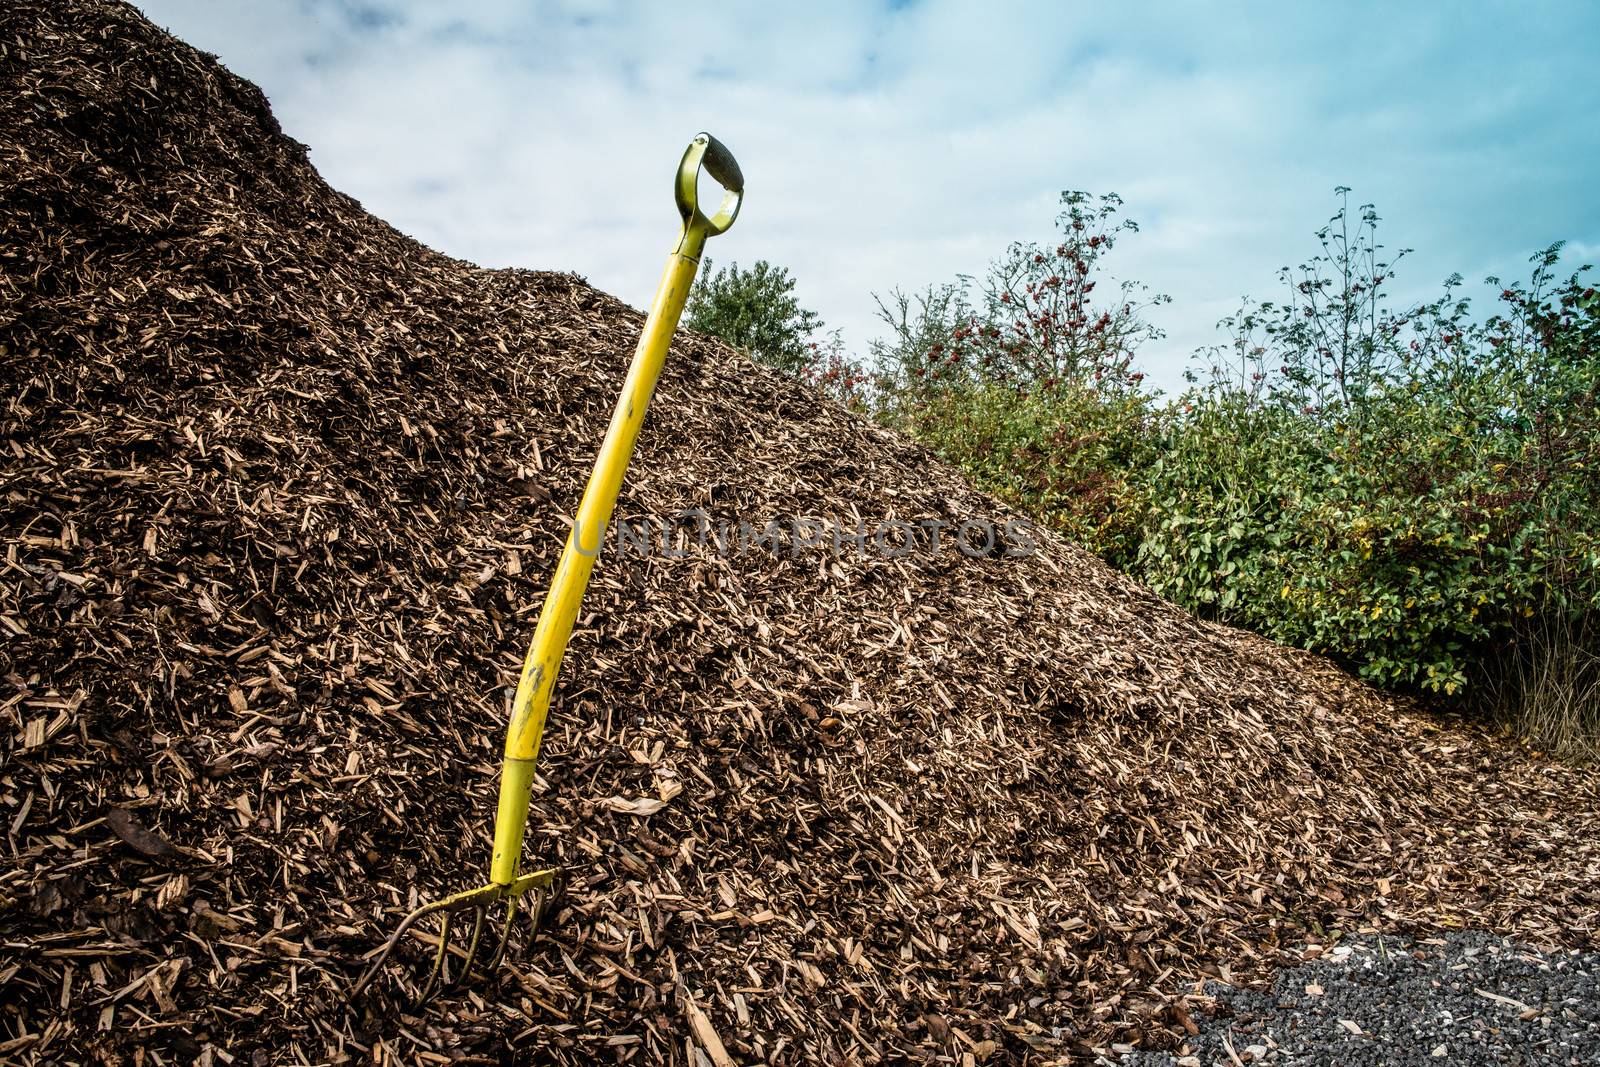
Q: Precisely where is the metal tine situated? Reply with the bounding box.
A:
[527,886,552,937]
[350,898,442,1001]
[476,886,551,979]
[483,896,519,974]
[443,905,490,992]
[415,909,455,1007]
[350,891,551,1002]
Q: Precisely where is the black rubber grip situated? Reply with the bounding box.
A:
[699,133,744,194]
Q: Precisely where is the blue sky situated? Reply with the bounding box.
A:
[134,1,1599,391]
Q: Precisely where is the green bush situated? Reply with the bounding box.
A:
[686,259,826,376]
[1139,230,1600,697]
[864,193,1169,560]
[1130,237,1599,755]
[749,186,1597,755]
[899,381,1157,560]
[1139,381,1534,695]
[878,191,1596,754]
[1132,394,1310,623]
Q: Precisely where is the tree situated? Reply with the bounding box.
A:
[685,259,825,375]
[1207,188,1417,417]
[978,191,1169,387]
[866,191,1168,398]
[868,282,980,399]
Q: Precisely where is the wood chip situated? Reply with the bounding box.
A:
[103,809,177,859]
[683,993,736,1067]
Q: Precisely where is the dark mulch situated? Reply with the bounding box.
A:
[1122,933,1600,1066]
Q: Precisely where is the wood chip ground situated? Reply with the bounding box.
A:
[2,3,1597,1063]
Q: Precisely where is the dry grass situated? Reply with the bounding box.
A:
[1483,611,1600,763]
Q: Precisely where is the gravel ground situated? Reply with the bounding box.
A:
[1119,932,1600,1066]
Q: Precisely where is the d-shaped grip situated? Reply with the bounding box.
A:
[675,132,743,251]
[699,134,743,196]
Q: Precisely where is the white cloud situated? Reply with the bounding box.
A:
[135,0,1600,392]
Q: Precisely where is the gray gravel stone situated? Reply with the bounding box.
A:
[1119,932,1600,1066]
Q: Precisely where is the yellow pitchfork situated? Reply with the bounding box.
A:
[351,132,744,1005]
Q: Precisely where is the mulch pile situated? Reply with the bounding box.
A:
[2,3,1597,1064]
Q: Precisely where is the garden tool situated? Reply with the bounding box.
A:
[351,132,744,1005]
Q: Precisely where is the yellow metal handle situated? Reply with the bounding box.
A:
[489,133,743,885]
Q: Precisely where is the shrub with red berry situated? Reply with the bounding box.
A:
[977,191,1170,388]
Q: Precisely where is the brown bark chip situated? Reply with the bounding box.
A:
[1,3,1597,1064]
[103,807,178,859]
